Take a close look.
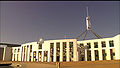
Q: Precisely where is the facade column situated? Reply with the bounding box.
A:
[24,46,26,61]
[106,40,111,60]
[12,48,14,61]
[16,48,18,61]
[91,42,95,61]
[48,50,50,62]
[54,42,56,62]
[84,43,87,61]
[73,40,77,61]
[41,51,44,62]
[3,47,6,61]
[98,41,102,60]
[21,46,23,61]
[22,46,24,61]
[19,48,21,61]
[67,42,69,62]
[60,42,63,62]
[31,52,33,62]
[27,46,30,62]
[114,35,120,60]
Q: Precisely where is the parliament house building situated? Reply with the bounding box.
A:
[11,34,120,62]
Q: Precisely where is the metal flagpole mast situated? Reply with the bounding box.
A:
[76,7,102,40]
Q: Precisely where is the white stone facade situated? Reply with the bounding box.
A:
[12,34,120,62]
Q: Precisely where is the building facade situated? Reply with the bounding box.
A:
[12,34,120,62]
[0,43,20,61]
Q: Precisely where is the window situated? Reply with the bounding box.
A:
[50,43,54,55]
[109,40,114,47]
[14,49,16,53]
[69,42,73,61]
[38,44,42,49]
[18,49,20,52]
[63,42,66,48]
[56,42,60,56]
[63,42,67,61]
[87,43,91,48]
[50,43,54,62]
[101,41,106,47]
[94,42,98,48]
[30,45,32,52]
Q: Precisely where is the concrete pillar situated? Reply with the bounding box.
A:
[3,47,6,61]
[73,40,78,61]
[12,48,14,61]
[98,41,102,60]
[16,48,18,61]
[48,50,50,62]
[91,42,95,61]
[27,46,30,61]
[60,42,63,62]
[54,42,56,62]
[22,46,24,61]
[31,52,33,62]
[67,42,69,61]
[114,35,120,60]
[25,46,27,61]
[106,40,111,60]
[42,51,44,62]
[84,43,87,61]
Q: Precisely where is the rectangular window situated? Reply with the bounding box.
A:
[14,49,16,53]
[38,51,42,61]
[94,42,98,48]
[38,44,42,49]
[56,42,60,62]
[50,43,54,62]
[63,42,67,61]
[110,49,115,60]
[102,49,106,60]
[87,43,91,48]
[79,43,85,61]
[87,50,91,61]
[69,42,73,61]
[30,45,32,52]
[109,40,114,47]
[18,49,20,52]
[56,42,60,55]
[101,41,106,47]
[95,50,99,60]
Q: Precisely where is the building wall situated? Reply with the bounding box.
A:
[3,47,12,61]
[12,39,78,62]
[12,34,120,62]
[77,34,120,61]
[0,48,4,60]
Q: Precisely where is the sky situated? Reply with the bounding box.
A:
[0,1,119,44]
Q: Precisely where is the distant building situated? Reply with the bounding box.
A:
[0,43,20,61]
[11,34,120,62]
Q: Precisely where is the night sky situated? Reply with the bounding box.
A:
[0,1,119,44]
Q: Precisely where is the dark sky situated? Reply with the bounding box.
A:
[0,1,119,44]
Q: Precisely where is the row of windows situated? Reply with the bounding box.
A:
[14,48,20,53]
[87,49,115,61]
[80,40,114,49]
